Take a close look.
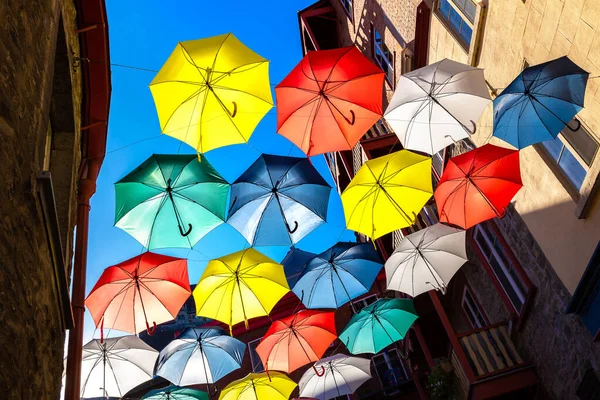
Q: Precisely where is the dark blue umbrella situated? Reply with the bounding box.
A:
[282,242,382,309]
[493,56,588,149]
[227,154,332,246]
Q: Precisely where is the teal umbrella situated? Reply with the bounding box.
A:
[339,298,418,354]
[142,385,209,400]
[115,154,229,249]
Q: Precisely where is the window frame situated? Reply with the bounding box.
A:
[371,25,395,88]
[351,293,378,314]
[435,0,476,50]
[248,337,265,373]
[372,348,409,395]
[461,285,488,329]
[469,221,536,330]
[337,0,353,22]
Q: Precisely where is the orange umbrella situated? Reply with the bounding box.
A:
[275,46,384,156]
[86,252,191,337]
[256,310,337,375]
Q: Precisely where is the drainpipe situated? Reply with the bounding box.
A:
[64,177,96,400]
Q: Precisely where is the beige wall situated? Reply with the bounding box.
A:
[427,0,600,293]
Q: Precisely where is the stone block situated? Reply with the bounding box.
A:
[582,0,600,31]
[538,0,564,51]
[568,20,595,67]
[549,30,572,59]
[558,0,586,40]
[523,7,544,57]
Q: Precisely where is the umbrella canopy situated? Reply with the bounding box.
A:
[493,56,589,149]
[298,354,372,400]
[255,310,337,373]
[384,59,491,155]
[283,242,382,309]
[193,249,290,332]
[150,33,273,154]
[227,154,332,246]
[434,144,523,229]
[86,252,191,335]
[80,336,158,399]
[275,46,384,156]
[341,150,433,240]
[155,328,245,387]
[339,298,418,354]
[385,223,468,297]
[115,154,229,249]
[219,372,297,400]
[143,386,209,400]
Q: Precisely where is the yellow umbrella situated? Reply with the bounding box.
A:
[150,33,273,154]
[193,249,289,333]
[341,150,433,240]
[219,372,297,400]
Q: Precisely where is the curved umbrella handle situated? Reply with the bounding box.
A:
[313,364,325,377]
[469,120,477,135]
[146,321,157,335]
[287,221,299,234]
[178,223,193,237]
[566,118,581,132]
[230,101,238,118]
[208,385,219,397]
[349,110,355,125]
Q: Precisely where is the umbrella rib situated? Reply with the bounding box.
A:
[211,83,274,106]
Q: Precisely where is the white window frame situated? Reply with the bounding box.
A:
[473,224,526,312]
[373,28,394,86]
[351,293,378,314]
[248,338,264,373]
[461,286,487,329]
[437,0,476,48]
[372,348,409,394]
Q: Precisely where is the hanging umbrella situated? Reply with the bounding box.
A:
[341,150,433,240]
[434,144,523,229]
[150,33,273,154]
[283,242,382,309]
[193,249,290,333]
[275,46,385,156]
[493,56,589,149]
[143,386,209,400]
[227,154,332,246]
[255,310,337,374]
[298,354,372,400]
[384,58,491,155]
[86,252,191,335]
[219,372,297,400]
[339,298,418,354]
[155,328,245,389]
[114,154,229,249]
[385,223,468,297]
[80,336,158,399]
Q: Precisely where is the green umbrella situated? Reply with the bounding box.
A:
[115,154,229,249]
[339,298,418,355]
[142,385,209,400]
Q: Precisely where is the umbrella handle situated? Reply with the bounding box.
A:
[349,110,355,125]
[178,223,193,237]
[313,364,325,377]
[230,101,237,118]
[208,385,219,397]
[566,118,581,132]
[287,220,298,234]
[146,321,157,335]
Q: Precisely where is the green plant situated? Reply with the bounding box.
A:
[427,365,458,400]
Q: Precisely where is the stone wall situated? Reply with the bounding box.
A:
[0,0,82,399]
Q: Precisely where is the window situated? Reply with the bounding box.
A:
[352,294,378,313]
[248,338,264,372]
[438,0,475,47]
[373,349,409,394]
[462,286,487,329]
[432,149,445,179]
[473,223,528,312]
[373,28,394,85]
[338,0,353,19]
[540,123,598,191]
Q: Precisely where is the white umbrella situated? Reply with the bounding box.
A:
[384,59,491,155]
[299,354,372,400]
[385,223,468,297]
[80,336,158,399]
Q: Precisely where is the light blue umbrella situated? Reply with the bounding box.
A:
[154,328,245,391]
[493,56,589,149]
[340,298,418,354]
[283,242,382,309]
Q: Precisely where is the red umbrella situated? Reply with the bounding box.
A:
[275,46,384,156]
[256,309,337,375]
[86,252,191,337]
[434,144,523,229]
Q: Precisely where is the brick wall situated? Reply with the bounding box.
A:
[0,1,82,398]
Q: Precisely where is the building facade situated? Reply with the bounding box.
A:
[0,1,110,399]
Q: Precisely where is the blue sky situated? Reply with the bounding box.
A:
[83,0,355,341]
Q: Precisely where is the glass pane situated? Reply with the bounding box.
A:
[449,9,462,35]
[561,124,598,166]
[460,22,473,46]
[541,136,563,161]
[439,0,451,17]
[474,229,492,259]
[463,0,477,23]
[558,147,587,190]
